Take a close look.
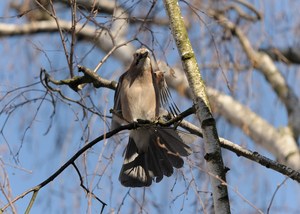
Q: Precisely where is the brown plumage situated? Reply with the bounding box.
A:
[112,48,192,187]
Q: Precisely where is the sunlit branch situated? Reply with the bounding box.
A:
[41,67,300,182]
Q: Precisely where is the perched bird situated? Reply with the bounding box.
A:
[112,48,192,187]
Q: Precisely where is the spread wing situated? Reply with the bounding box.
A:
[154,70,180,117]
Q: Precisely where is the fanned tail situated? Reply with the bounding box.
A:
[119,127,192,187]
[119,138,151,187]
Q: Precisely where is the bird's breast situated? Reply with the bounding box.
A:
[120,79,157,122]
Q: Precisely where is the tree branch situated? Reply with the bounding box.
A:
[232,0,262,20]
[158,58,300,170]
[163,0,231,213]
[42,66,117,91]
[0,110,196,213]
[207,87,300,170]
[72,163,106,214]
[178,116,300,183]
[0,122,130,213]
[0,19,135,65]
[259,46,300,64]
[55,0,116,14]
[209,9,300,138]
[43,62,300,171]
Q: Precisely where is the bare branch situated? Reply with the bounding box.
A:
[267,176,290,213]
[220,139,300,182]
[42,67,117,91]
[0,122,128,212]
[208,87,300,170]
[72,163,106,214]
[0,166,17,214]
[0,20,135,65]
[178,118,300,183]
[0,110,198,213]
[43,65,300,182]
[55,0,115,14]
[49,1,73,77]
[232,0,262,20]
[259,46,300,64]
[209,9,300,138]
[24,190,39,214]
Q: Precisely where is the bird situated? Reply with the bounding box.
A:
[112,48,192,187]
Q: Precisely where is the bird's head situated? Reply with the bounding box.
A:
[132,48,151,69]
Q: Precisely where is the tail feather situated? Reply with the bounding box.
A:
[154,135,184,169]
[146,142,163,182]
[119,127,193,187]
[151,137,173,176]
[165,151,184,169]
[119,138,152,187]
[156,128,192,156]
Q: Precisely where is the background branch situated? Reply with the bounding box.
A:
[42,65,300,177]
[209,9,300,138]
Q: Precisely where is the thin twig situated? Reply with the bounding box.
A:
[49,1,72,76]
[24,190,39,214]
[0,179,17,214]
[232,0,262,20]
[192,163,264,214]
[69,0,77,77]
[0,123,128,212]
[40,69,107,118]
[93,39,136,73]
[267,176,292,214]
[0,113,191,213]
[72,163,107,214]
[41,68,300,183]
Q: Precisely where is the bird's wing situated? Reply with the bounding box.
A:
[111,72,126,130]
[154,70,180,117]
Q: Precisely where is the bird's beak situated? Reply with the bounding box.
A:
[140,51,149,59]
[134,50,149,66]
